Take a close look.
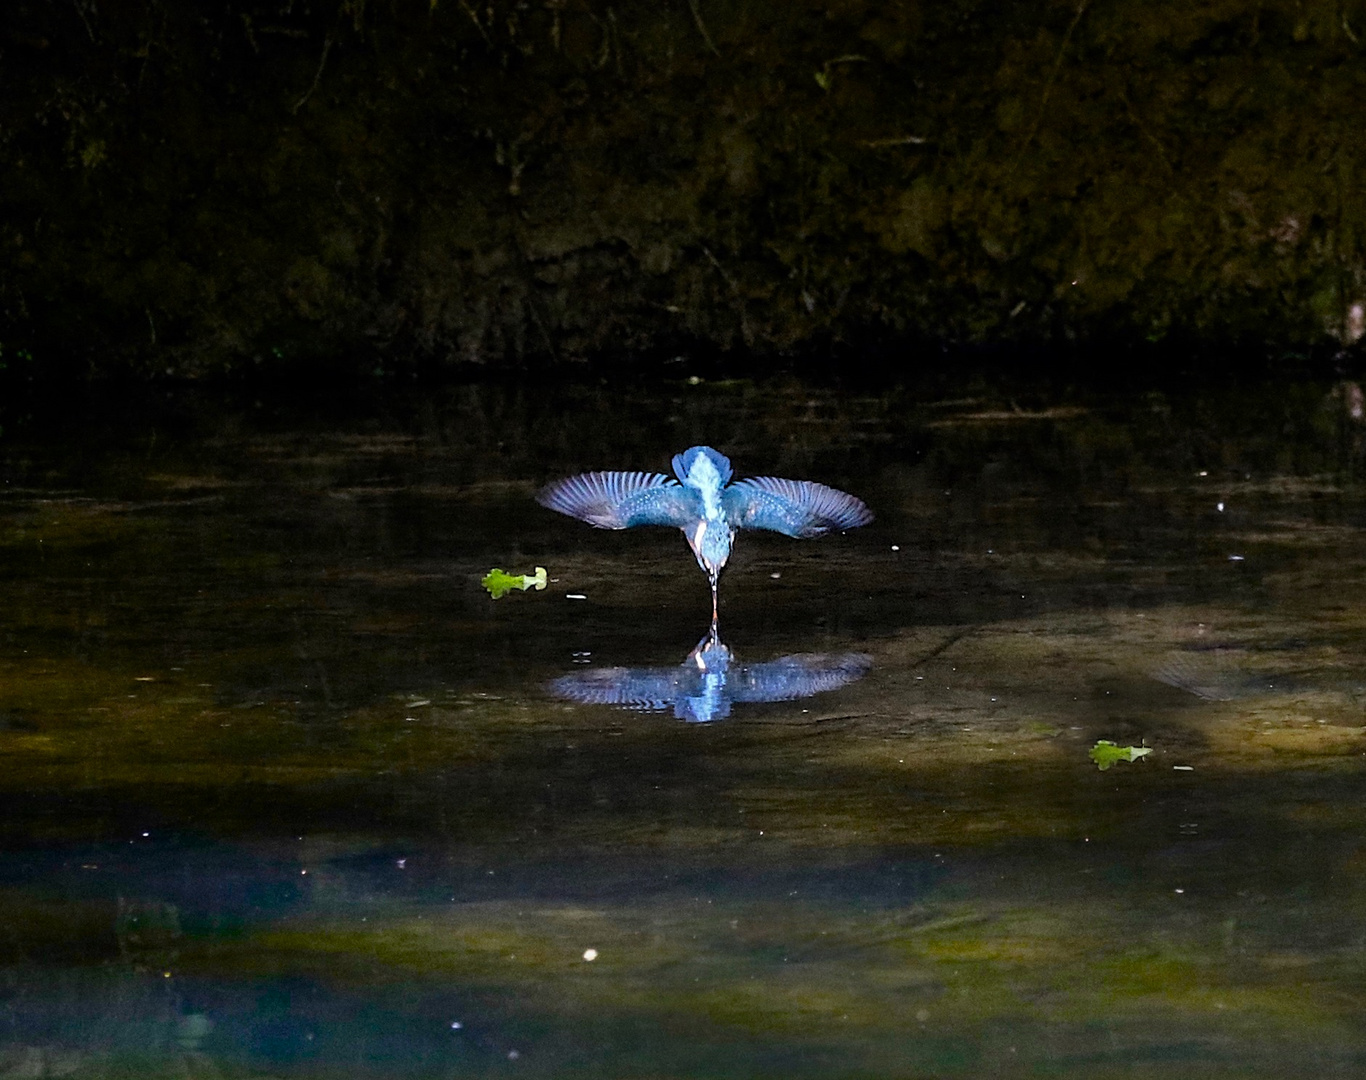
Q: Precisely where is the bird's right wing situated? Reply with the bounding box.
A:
[723,477,873,538]
[537,471,701,529]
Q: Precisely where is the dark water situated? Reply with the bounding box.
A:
[2,376,1366,1077]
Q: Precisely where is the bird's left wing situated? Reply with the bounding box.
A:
[723,477,873,538]
[537,471,700,529]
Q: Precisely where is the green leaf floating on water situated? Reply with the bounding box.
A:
[482,566,548,599]
[1090,740,1153,771]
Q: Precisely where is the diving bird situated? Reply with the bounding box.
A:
[537,446,873,621]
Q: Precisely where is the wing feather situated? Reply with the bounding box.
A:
[537,471,700,529]
[723,476,873,537]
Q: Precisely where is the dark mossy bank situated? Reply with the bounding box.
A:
[3,0,1366,377]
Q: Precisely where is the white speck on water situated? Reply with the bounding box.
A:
[583,948,598,961]
[891,544,900,551]
[1228,554,1245,561]
[566,594,587,600]
[1217,502,1225,512]
[397,859,406,869]
[1173,765,1195,771]
[1174,888,1185,894]
[508,1049,520,1060]
[450,1021,462,1030]
[1198,470,1208,477]
[770,572,781,578]
[142,832,149,838]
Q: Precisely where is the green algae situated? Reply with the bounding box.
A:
[482,565,548,599]
[1090,740,1154,770]
[158,887,1366,1076]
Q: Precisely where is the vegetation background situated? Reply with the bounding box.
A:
[3,0,1365,376]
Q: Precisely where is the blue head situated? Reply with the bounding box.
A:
[684,518,735,582]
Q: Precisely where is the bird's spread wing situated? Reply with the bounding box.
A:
[537,471,700,529]
[722,477,873,537]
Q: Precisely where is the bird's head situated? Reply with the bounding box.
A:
[685,518,735,583]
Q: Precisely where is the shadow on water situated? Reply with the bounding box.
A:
[2,375,1366,1075]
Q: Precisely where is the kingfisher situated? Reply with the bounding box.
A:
[537,446,873,622]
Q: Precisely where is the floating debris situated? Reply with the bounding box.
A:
[482,566,548,599]
[1089,740,1153,771]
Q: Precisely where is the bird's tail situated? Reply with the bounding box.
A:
[672,446,733,487]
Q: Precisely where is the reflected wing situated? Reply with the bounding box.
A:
[550,668,696,710]
[1152,652,1296,702]
[723,477,873,537]
[728,653,872,703]
[537,471,700,529]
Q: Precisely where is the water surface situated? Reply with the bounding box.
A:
[2,377,1365,1077]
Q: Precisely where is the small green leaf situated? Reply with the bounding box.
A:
[1089,740,1153,771]
[482,566,548,599]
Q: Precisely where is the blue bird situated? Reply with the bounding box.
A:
[537,446,873,623]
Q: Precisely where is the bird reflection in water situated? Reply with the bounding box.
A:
[550,628,871,723]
